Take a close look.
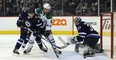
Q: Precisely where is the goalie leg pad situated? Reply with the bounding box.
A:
[78,45,94,56]
[93,43,104,53]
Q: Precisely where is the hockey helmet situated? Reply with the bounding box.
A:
[74,16,81,23]
[28,8,35,14]
[43,3,51,10]
[28,8,35,18]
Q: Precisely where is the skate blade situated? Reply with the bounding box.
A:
[13,53,20,56]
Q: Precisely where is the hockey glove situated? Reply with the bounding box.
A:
[17,20,25,27]
[45,30,52,37]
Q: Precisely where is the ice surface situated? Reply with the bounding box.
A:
[0,35,112,60]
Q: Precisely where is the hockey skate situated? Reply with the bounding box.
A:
[54,48,62,55]
[40,47,48,52]
[23,47,32,54]
[13,49,20,54]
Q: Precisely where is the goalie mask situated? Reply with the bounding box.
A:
[74,17,81,24]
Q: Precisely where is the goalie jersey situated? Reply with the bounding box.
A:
[17,11,46,32]
[75,21,100,39]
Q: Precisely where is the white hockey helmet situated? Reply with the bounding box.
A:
[43,3,51,10]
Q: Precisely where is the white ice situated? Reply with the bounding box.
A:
[0,35,113,60]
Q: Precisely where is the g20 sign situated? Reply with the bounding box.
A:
[52,19,67,26]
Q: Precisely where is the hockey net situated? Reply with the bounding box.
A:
[100,12,116,59]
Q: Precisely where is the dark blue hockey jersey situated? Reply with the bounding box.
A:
[75,21,100,39]
[17,11,46,32]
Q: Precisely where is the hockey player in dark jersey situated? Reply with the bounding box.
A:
[24,3,62,56]
[67,17,101,57]
[13,10,30,54]
[13,8,47,54]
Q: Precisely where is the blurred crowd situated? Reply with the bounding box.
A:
[0,0,116,16]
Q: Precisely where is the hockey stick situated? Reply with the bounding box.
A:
[47,38,60,58]
[37,33,61,58]
[39,35,69,49]
[25,27,60,58]
[26,27,69,49]
[24,27,49,50]
[41,40,48,50]
[57,36,70,49]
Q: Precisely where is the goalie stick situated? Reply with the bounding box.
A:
[57,36,70,49]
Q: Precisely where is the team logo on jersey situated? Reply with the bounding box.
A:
[25,21,31,27]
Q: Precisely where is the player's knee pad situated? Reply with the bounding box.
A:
[36,40,42,45]
[35,37,42,44]
[93,43,103,53]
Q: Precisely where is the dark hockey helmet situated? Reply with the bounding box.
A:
[74,16,81,22]
[28,8,35,18]
[28,8,35,14]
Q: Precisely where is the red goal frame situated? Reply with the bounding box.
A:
[100,12,114,58]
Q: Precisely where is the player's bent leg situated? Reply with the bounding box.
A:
[22,39,28,48]
[36,37,47,52]
[23,33,35,54]
[23,39,34,54]
[20,27,28,48]
[13,39,24,54]
[82,37,100,56]
[83,37,99,49]
[45,30,62,54]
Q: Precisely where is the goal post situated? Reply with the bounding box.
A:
[100,12,114,58]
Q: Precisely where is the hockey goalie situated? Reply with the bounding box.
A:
[60,17,102,58]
